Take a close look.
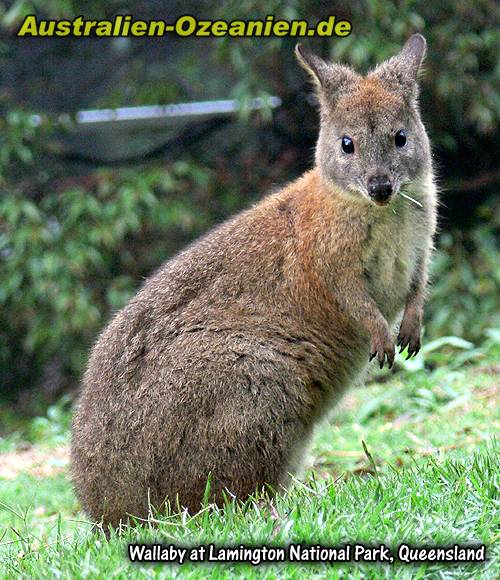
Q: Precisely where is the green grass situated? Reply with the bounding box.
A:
[0,334,499,578]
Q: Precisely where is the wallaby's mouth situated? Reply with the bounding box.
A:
[369,188,394,206]
[371,197,392,207]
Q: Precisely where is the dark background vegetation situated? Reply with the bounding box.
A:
[0,0,498,411]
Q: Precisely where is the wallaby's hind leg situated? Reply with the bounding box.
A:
[147,405,311,514]
[141,352,316,514]
[72,339,318,526]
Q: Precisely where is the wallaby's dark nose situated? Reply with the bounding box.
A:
[367,175,393,204]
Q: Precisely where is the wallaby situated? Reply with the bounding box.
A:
[71,34,437,528]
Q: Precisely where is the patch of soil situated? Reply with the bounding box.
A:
[0,446,69,479]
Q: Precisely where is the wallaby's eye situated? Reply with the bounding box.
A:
[341,136,354,154]
[395,130,407,148]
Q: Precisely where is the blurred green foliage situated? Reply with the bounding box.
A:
[0,154,215,401]
[0,0,498,405]
[427,225,500,340]
[358,328,500,422]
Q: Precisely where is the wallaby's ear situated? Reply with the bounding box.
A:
[295,44,359,104]
[295,44,331,87]
[372,34,427,99]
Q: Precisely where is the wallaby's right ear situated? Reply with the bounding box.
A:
[295,44,331,87]
[295,44,359,104]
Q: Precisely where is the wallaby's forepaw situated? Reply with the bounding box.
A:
[397,316,421,359]
[369,332,395,369]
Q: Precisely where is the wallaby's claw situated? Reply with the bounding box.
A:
[405,343,420,359]
[398,331,421,359]
[397,312,422,360]
[370,333,395,370]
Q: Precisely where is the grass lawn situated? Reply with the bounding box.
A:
[0,334,499,578]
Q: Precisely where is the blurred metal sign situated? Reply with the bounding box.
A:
[54,96,282,163]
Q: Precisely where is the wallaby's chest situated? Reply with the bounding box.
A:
[362,205,426,322]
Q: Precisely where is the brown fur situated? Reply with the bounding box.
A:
[71,35,437,528]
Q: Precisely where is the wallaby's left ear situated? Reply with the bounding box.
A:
[372,34,427,99]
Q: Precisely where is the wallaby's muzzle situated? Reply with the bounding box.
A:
[367,174,393,205]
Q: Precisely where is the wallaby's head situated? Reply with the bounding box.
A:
[296,34,431,206]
